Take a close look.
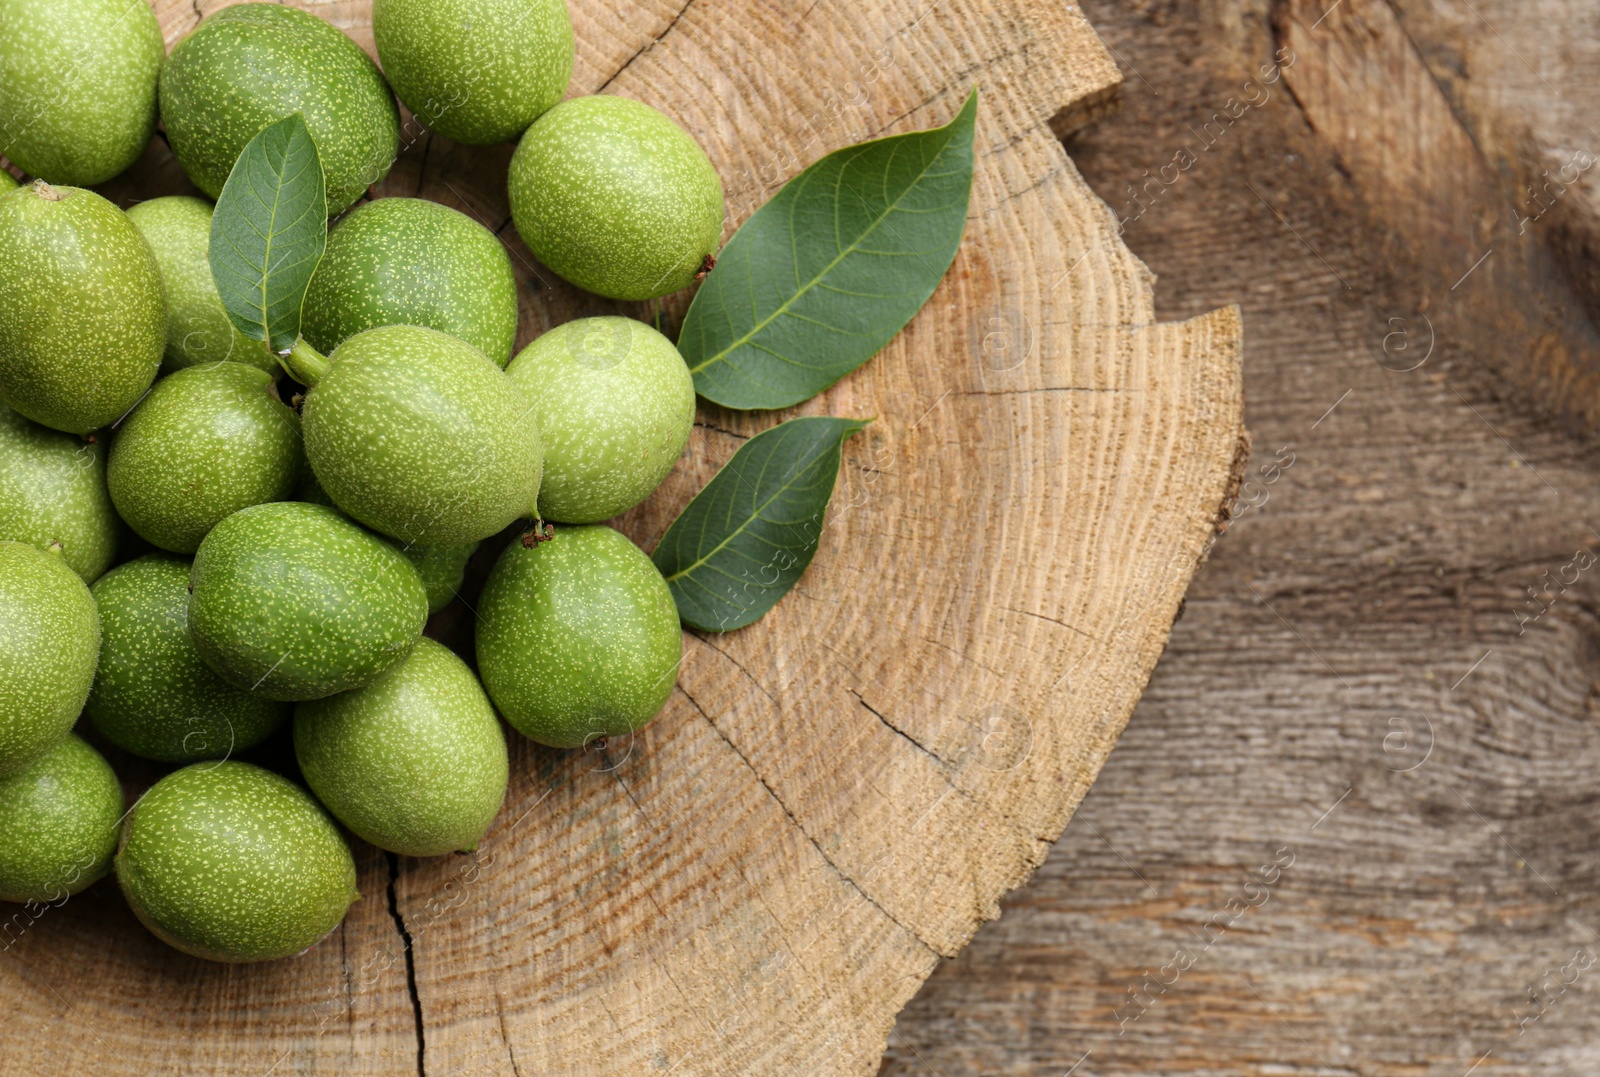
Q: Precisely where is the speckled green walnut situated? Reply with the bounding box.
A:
[159,4,401,215]
[509,96,725,301]
[508,317,695,523]
[0,403,118,583]
[293,469,478,614]
[0,172,17,192]
[108,362,302,554]
[0,542,98,776]
[303,198,519,365]
[88,555,287,764]
[296,639,508,857]
[117,762,358,963]
[374,0,573,146]
[301,325,542,548]
[126,197,272,374]
[0,735,121,904]
[478,525,681,748]
[0,0,164,186]
[404,542,480,615]
[0,183,164,435]
[189,503,428,702]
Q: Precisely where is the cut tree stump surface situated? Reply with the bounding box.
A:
[886,1,1600,1073]
[0,2,1243,1075]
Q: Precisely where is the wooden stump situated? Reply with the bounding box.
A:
[2,2,1243,1073]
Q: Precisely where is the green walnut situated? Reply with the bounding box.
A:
[0,182,165,435]
[477,525,681,748]
[0,735,122,905]
[373,0,573,146]
[302,197,519,366]
[107,362,302,554]
[0,172,17,192]
[188,502,428,702]
[403,542,480,615]
[508,96,725,301]
[88,555,287,764]
[126,196,271,374]
[116,761,358,963]
[0,0,164,186]
[298,325,542,548]
[293,468,478,615]
[0,541,99,776]
[159,3,401,215]
[0,402,118,583]
[507,317,695,523]
[296,638,508,857]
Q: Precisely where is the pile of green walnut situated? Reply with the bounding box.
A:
[0,0,721,963]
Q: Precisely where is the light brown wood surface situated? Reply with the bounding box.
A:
[0,2,1244,1074]
[885,1,1600,1072]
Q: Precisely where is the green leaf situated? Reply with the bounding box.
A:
[209,114,327,354]
[679,89,977,410]
[653,416,870,632]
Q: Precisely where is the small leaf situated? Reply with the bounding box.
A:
[653,417,870,632]
[209,114,327,354]
[679,89,978,410]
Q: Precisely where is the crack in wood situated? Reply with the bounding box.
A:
[917,634,1005,678]
[848,687,950,767]
[1000,605,1102,642]
[989,163,1069,210]
[692,420,750,440]
[862,47,1034,146]
[677,685,937,956]
[608,765,651,824]
[595,0,699,96]
[794,0,826,25]
[809,640,981,811]
[492,988,525,1077]
[335,917,354,1039]
[690,634,781,713]
[384,852,427,1077]
[601,767,730,1047]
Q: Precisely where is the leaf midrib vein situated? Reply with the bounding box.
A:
[688,135,954,377]
[254,148,290,337]
[663,440,831,583]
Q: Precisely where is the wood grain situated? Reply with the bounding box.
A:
[1273,0,1600,431]
[885,1,1600,1073]
[0,2,1243,1074]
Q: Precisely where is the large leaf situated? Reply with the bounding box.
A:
[679,89,977,410]
[209,114,327,354]
[653,417,870,631]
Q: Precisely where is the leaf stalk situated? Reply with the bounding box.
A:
[278,337,330,387]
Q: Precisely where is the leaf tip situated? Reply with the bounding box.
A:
[955,86,980,128]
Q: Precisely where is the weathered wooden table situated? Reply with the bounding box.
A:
[887,1,1600,1073]
[4,2,1247,1075]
